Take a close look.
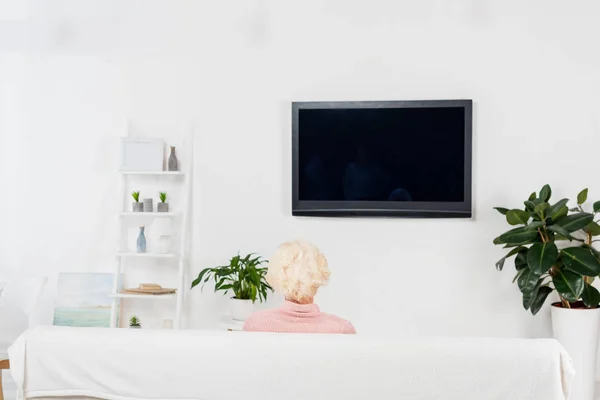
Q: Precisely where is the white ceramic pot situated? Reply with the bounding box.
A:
[230,298,253,321]
[551,304,600,400]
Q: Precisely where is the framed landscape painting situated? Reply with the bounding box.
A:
[53,273,116,327]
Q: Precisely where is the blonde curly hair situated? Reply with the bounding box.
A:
[266,240,330,304]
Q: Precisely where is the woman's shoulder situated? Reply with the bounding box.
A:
[242,308,281,331]
[321,312,356,334]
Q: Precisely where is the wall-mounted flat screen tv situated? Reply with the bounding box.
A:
[292,100,472,218]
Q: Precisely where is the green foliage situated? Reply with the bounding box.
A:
[132,191,140,203]
[578,188,588,205]
[129,315,141,327]
[494,185,600,314]
[159,192,168,203]
[190,253,273,303]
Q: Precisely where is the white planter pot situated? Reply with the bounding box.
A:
[230,298,253,321]
[551,304,600,400]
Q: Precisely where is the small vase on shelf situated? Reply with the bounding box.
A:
[136,226,147,253]
[142,198,153,212]
[168,146,178,171]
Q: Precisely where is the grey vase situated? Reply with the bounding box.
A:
[136,226,147,253]
[142,198,153,212]
[168,146,178,171]
[157,202,169,212]
[132,202,143,212]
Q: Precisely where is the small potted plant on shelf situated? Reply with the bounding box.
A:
[157,192,169,212]
[493,185,600,400]
[132,191,142,212]
[129,315,141,329]
[191,253,273,321]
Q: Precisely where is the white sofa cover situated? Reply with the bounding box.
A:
[9,326,573,400]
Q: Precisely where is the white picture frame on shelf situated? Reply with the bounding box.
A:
[121,138,164,171]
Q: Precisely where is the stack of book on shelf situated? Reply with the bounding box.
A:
[122,283,177,296]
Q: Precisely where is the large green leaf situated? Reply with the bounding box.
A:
[546,225,574,241]
[497,227,539,245]
[522,279,544,310]
[495,246,526,271]
[594,201,600,214]
[578,188,588,205]
[526,221,545,231]
[524,201,536,212]
[527,242,558,274]
[515,248,529,270]
[550,206,569,222]
[494,207,509,215]
[530,286,553,315]
[525,198,544,212]
[506,209,530,225]
[518,268,542,294]
[214,278,227,292]
[582,283,600,308]
[534,202,550,217]
[191,268,212,289]
[561,247,600,276]
[553,269,584,302]
[547,199,568,219]
[556,213,594,232]
[513,269,525,283]
[586,222,600,237]
[583,244,600,260]
[539,185,552,202]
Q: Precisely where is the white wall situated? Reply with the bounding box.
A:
[1,0,600,340]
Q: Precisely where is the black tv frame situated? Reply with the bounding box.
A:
[291,100,473,218]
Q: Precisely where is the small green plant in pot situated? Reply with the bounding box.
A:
[129,315,141,329]
[132,191,142,212]
[191,253,273,321]
[494,185,600,399]
[157,191,169,212]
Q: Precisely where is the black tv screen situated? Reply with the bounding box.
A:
[292,100,472,217]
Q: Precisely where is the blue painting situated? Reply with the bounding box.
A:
[53,273,115,327]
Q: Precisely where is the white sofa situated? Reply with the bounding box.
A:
[10,326,573,400]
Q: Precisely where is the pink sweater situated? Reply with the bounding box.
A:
[243,301,356,334]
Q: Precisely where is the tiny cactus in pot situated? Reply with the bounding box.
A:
[129,315,141,328]
[157,191,169,212]
[132,191,143,212]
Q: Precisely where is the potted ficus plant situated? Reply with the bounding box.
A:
[132,191,142,212]
[191,253,273,321]
[157,192,169,212]
[494,185,600,400]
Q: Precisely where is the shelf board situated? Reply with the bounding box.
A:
[110,293,176,300]
[120,170,184,176]
[117,252,177,259]
[120,212,178,217]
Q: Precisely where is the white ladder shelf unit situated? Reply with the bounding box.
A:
[109,168,190,329]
